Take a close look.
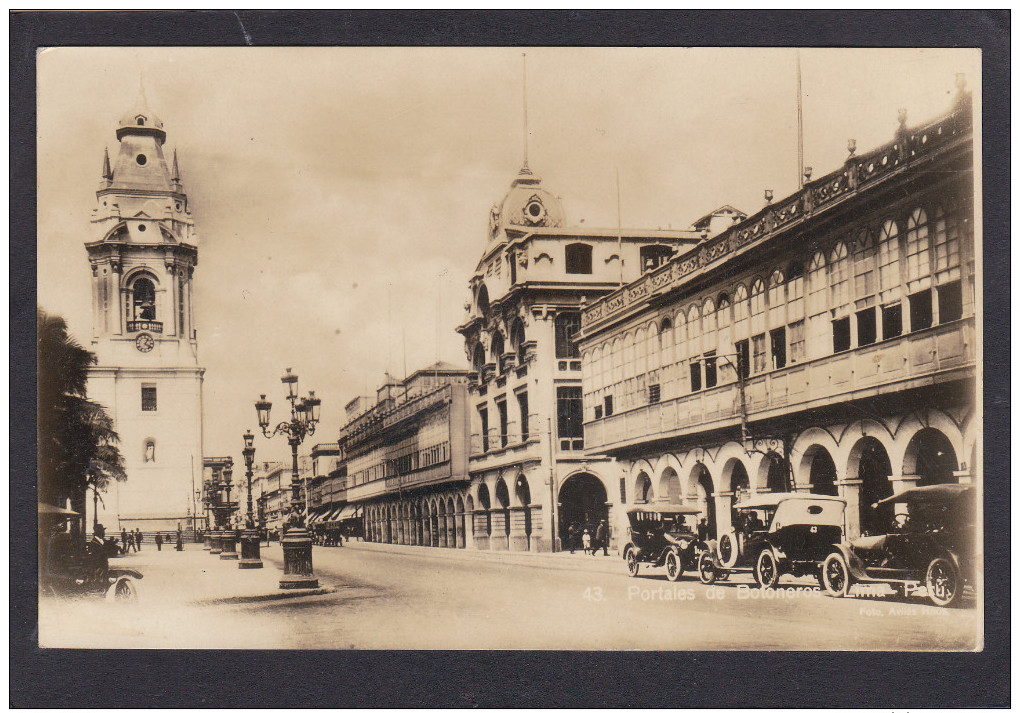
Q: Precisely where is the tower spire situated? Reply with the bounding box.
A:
[101,146,112,180]
[521,52,530,174]
[171,148,181,184]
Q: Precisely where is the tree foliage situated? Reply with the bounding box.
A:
[37,308,126,510]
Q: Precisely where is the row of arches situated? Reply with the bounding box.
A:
[627,410,974,538]
[364,491,475,549]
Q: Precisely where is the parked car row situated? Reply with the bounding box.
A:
[620,484,975,607]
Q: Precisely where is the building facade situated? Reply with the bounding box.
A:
[456,161,702,552]
[338,363,473,547]
[85,93,205,533]
[577,87,977,541]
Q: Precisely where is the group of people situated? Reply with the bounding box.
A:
[310,527,347,547]
[117,527,184,553]
[566,520,610,556]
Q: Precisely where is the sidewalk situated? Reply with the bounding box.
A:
[113,544,334,605]
[331,539,624,575]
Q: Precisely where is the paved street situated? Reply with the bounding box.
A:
[39,541,979,650]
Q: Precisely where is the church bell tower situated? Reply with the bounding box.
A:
[85,89,205,533]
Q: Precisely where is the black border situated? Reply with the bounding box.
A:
[11,10,1009,708]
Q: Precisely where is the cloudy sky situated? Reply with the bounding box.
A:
[37,47,979,464]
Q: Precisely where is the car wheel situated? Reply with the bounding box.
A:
[697,551,718,585]
[105,576,139,603]
[756,548,780,589]
[719,531,740,569]
[925,557,961,607]
[625,548,639,578]
[664,550,683,582]
[821,552,850,597]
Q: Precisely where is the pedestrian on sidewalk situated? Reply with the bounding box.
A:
[134,529,143,551]
[567,522,578,554]
[155,533,163,551]
[175,528,184,551]
[121,528,131,553]
[595,520,609,556]
[582,527,592,555]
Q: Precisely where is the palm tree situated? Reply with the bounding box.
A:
[37,309,126,531]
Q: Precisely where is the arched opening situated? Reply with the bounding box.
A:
[765,453,789,492]
[131,276,157,322]
[634,472,654,503]
[558,473,607,549]
[466,494,475,539]
[438,499,448,548]
[805,446,839,496]
[510,318,527,364]
[691,463,716,536]
[491,331,505,372]
[472,343,486,377]
[659,468,681,504]
[515,474,532,549]
[855,437,894,535]
[905,428,959,486]
[477,483,492,536]
[495,478,511,541]
[476,284,490,315]
[729,461,750,502]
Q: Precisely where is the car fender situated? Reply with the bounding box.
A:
[831,543,868,580]
[623,543,643,560]
[108,567,143,580]
[700,540,720,565]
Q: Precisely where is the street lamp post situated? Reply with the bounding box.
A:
[219,464,239,559]
[255,368,321,590]
[238,429,264,569]
[208,468,223,555]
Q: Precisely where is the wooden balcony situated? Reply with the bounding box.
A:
[584,317,975,454]
[127,320,163,333]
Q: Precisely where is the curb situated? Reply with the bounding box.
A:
[200,585,338,606]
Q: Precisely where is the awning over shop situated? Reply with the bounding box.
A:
[335,503,362,521]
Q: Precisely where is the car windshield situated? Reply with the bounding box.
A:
[737,507,773,532]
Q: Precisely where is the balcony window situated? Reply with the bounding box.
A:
[517,391,529,441]
[769,328,786,369]
[787,320,804,364]
[648,383,661,404]
[752,334,767,373]
[938,281,963,323]
[856,307,877,347]
[603,394,614,417]
[703,352,717,388]
[555,313,581,359]
[832,317,851,353]
[689,360,702,392]
[594,405,603,419]
[909,289,933,332]
[497,399,508,448]
[882,303,903,340]
[478,407,489,452]
[735,339,750,381]
[556,386,583,450]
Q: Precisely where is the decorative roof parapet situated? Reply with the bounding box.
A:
[580,97,972,334]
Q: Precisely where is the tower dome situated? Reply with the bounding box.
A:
[116,86,166,144]
[488,162,565,239]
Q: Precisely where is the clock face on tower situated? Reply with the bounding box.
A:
[135,333,154,352]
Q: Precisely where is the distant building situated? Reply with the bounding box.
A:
[84,90,204,533]
[456,159,701,551]
[338,362,473,547]
[578,84,976,540]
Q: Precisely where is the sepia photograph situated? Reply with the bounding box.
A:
[33,43,984,655]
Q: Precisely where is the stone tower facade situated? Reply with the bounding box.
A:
[85,92,204,533]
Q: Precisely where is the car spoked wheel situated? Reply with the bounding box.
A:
[718,531,740,568]
[755,548,780,589]
[925,557,961,607]
[105,576,139,603]
[821,552,850,597]
[697,551,718,585]
[664,551,683,582]
[625,549,639,578]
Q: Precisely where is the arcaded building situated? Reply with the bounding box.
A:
[578,84,976,540]
[456,160,701,551]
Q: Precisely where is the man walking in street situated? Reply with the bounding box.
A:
[121,528,130,553]
[134,529,142,551]
[155,533,163,551]
[595,519,609,556]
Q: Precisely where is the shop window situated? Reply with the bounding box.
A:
[909,289,933,332]
[769,328,786,370]
[141,384,157,412]
[565,243,593,274]
[857,307,877,347]
[832,317,851,353]
[938,281,963,323]
[882,303,903,340]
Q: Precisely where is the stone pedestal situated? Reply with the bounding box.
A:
[201,532,211,551]
[209,529,223,555]
[279,526,318,589]
[219,529,239,559]
[238,528,263,569]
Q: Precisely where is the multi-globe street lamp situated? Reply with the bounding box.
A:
[237,429,263,569]
[218,464,239,560]
[255,368,321,590]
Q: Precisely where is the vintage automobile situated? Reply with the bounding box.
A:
[621,504,707,581]
[820,483,974,607]
[697,493,846,588]
[39,504,143,602]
